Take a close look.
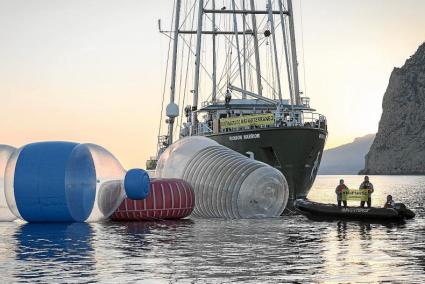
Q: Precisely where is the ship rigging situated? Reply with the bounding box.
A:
[150,0,328,205]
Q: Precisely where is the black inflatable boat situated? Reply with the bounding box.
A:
[295,199,415,222]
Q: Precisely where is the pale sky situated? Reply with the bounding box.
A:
[1,0,424,169]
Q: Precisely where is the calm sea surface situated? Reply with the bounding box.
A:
[0,175,424,283]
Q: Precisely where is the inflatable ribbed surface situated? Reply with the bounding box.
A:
[156,137,289,219]
[110,179,195,221]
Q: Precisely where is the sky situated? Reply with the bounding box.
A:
[0,0,424,169]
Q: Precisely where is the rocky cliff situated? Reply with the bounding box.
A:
[362,42,425,174]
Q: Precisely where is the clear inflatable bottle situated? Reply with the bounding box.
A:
[3,142,150,222]
[0,145,17,221]
[156,137,289,218]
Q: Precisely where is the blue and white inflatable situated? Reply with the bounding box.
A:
[0,142,150,223]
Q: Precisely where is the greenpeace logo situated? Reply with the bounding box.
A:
[229,133,260,141]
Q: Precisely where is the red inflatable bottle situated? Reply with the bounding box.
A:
[111,179,195,221]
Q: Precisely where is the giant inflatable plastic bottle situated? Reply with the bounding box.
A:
[156,137,289,218]
[3,142,150,223]
[0,145,17,221]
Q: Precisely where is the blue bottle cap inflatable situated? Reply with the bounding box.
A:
[124,169,150,200]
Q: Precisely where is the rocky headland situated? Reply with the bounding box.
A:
[362,42,425,174]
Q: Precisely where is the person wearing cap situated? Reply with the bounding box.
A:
[335,179,348,207]
[359,176,374,208]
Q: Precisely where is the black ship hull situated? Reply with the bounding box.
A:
[207,127,327,205]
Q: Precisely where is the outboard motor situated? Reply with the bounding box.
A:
[394,203,415,219]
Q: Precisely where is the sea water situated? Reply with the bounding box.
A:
[0,175,424,283]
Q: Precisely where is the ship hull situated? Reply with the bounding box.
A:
[207,127,327,207]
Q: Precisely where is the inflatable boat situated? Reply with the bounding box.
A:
[295,199,415,222]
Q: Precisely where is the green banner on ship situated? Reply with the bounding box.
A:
[342,189,369,202]
[219,113,275,130]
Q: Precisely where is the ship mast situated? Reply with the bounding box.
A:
[249,0,263,96]
[287,0,301,105]
[231,0,244,90]
[192,0,205,132]
[267,0,283,101]
[211,0,217,102]
[278,0,294,106]
[162,0,303,143]
[242,0,247,96]
[166,0,182,145]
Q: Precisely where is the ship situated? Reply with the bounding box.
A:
[148,0,328,206]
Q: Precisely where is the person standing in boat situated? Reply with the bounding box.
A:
[335,179,348,207]
[359,176,374,208]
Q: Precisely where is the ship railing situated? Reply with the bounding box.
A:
[300,112,327,130]
[191,111,327,136]
[201,101,213,107]
[201,100,224,107]
[194,123,213,136]
[157,135,169,154]
[215,111,326,133]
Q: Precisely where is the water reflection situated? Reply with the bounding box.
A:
[336,221,347,241]
[102,220,195,257]
[0,176,424,283]
[13,223,96,283]
[321,219,425,283]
